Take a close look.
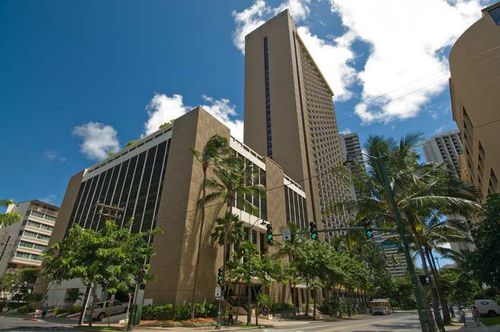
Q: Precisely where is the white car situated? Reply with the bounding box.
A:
[89,300,129,321]
[474,299,500,317]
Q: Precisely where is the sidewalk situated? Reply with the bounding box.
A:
[446,316,500,331]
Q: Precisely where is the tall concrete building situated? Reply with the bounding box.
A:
[422,130,462,178]
[340,132,364,200]
[0,200,58,275]
[449,2,500,199]
[244,10,352,238]
[44,108,308,306]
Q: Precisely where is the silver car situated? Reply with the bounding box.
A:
[89,300,128,321]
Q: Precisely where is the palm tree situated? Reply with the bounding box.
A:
[353,134,480,332]
[190,134,229,317]
[204,154,266,301]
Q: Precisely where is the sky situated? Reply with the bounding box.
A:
[1,0,494,209]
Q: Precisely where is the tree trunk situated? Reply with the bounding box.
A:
[305,279,310,317]
[426,247,451,325]
[78,284,92,325]
[313,288,317,320]
[88,286,97,326]
[420,250,445,332]
[191,168,208,319]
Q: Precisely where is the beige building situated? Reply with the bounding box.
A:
[244,10,352,240]
[449,2,500,199]
[44,107,307,305]
[0,200,58,275]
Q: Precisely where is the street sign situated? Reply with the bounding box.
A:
[282,228,292,241]
[419,275,432,285]
[215,286,222,300]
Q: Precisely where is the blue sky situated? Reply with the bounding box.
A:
[0,0,493,208]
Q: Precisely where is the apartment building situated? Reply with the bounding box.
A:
[0,200,58,275]
[244,10,353,240]
[423,131,462,178]
[44,107,307,305]
[449,2,500,199]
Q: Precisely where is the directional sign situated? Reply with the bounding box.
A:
[419,275,432,285]
[215,286,222,300]
[282,228,292,241]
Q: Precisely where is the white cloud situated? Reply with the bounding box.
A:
[144,94,187,135]
[329,0,483,123]
[144,93,244,141]
[297,27,356,100]
[340,128,352,135]
[232,0,311,53]
[43,150,66,162]
[233,0,268,53]
[72,122,120,160]
[201,96,244,141]
[233,0,355,100]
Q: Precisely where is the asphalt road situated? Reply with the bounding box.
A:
[2,312,500,331]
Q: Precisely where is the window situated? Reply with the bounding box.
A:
[488,5,500,25]
[15,251,42,261]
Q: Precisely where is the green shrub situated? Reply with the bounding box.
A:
[141,302,218,321]
[69,305,82,314]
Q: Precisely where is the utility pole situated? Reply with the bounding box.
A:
[374,156,432,332]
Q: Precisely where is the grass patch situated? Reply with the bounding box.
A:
[480,315,500,326]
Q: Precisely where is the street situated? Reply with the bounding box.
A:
[2,312,500,332]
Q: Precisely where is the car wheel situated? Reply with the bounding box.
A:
[98,313,107,321]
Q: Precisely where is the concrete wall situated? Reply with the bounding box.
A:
[145,107,230,304]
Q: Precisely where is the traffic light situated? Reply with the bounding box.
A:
[364,222,374,239]
[217,268,223,286]
[309,222,318,240]
[266,224,273,246]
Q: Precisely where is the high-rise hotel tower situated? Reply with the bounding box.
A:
[244,10,352,237]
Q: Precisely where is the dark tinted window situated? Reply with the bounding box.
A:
[489,6,500,25]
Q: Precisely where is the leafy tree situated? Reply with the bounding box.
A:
[0,268,42,312]
[0,199,21,227]
[43,220,156,326]
[226,241,285,325]
[468,194,500,290]
[438,269,480,306]
[159,120,174,129]
[190,134,229,317]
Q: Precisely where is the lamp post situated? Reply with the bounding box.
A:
[246,218,268,326]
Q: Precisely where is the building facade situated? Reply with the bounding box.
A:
[422,130,462,178]
[44,108,307,305]
[340,132,364,200]
[244,10,352,240]
[449,2,500,199]
[0,200,58,275]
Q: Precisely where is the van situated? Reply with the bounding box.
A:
[474,299,500,317]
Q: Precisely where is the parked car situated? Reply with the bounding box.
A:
[474,299,500,317]
[88,300,128,321]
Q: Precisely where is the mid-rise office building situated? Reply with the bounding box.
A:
[0,200,58,275]
[449,2,500,198]
[44,108,307,305]
[244,10,352,240]
[422,130,462,178]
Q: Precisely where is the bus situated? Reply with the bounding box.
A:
[370,299,391,315]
